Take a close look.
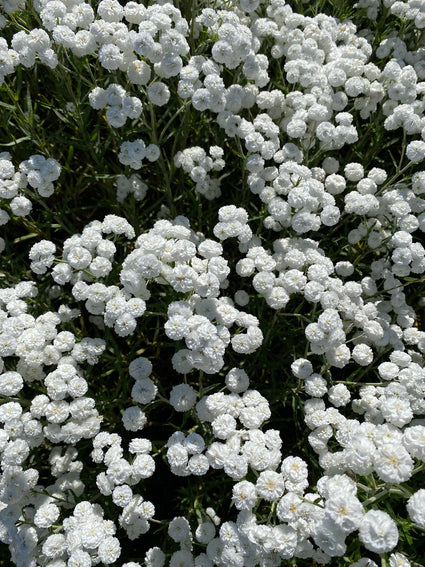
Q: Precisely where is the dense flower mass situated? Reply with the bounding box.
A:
[1,0,425,565]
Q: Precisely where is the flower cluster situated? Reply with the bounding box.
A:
[174,146,225,199]
[2,0,425,565]
[0,153,61,252]
[118,139,160,170]
[2,27,57,74]
[89,83,143,128]
[0,282,109,565]
[92,430,156,541]
[116,173,148,203]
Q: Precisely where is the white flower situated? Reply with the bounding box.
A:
[169,264,198,292]
[107,458,132,485]
[164,315,190,340]
[377,361,400,381]
[41,533,66,558]
[324,494,363,533]
[313,518,347,557]
[67,246,92,269]
[122,96,143,119]
[326,344,350,368]
[167,443,189,468]
[72,30,97,57]
[98,43,123,71]
[34,503,60,528]
[350,559,378,567]
[0,371,23,396]
[10,195,32,216]
[68,550,93,567]
[264,285,289,310]
[98,536,121,564]
[212,414,237,439]
[403,425,425,459]
[45,400,69,424]
[344,162,364,181]
[105,106,127,127]
[239,403,270,429]
[114,312,137,337]
[328,383,351,407]
[225,368,249,393]
[196,272,220,298]
[380,396,413,428]
[147,82,170,106]
[145,547,166,567]
[325,174,346,195]
[281,456,308,486]
[304,374,328,397]
[352,344,373,366]
[223,453,248,479]
[170,550,194,567]
[389,553,411,567]
[132,454,155,478]
[277,492,302,522]
[253,271,275,293]
[188,454,209,475]
[170,384,197,412]
[146,144,160,162]
[195,521,216,544]
[168,516,192,543]
[272,524,298,559]
[127,59,151,85]
[113,484,133,507]
[406,489,425,527]
[129,438,152,455]
[256,470,285,501]
[119,140,146,169]
[291,358,313,379]
[131,378,157,404]
[359,510,398,554]
[232,480,257,510]
[97,0,124,22]
[406,140,425,162]
[129,357,152,380]
[172,349,193,374]
[122,406,147,431]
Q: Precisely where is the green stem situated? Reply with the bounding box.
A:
[149,104,177,217]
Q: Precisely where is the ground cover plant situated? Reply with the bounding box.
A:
[1,0,425,565]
